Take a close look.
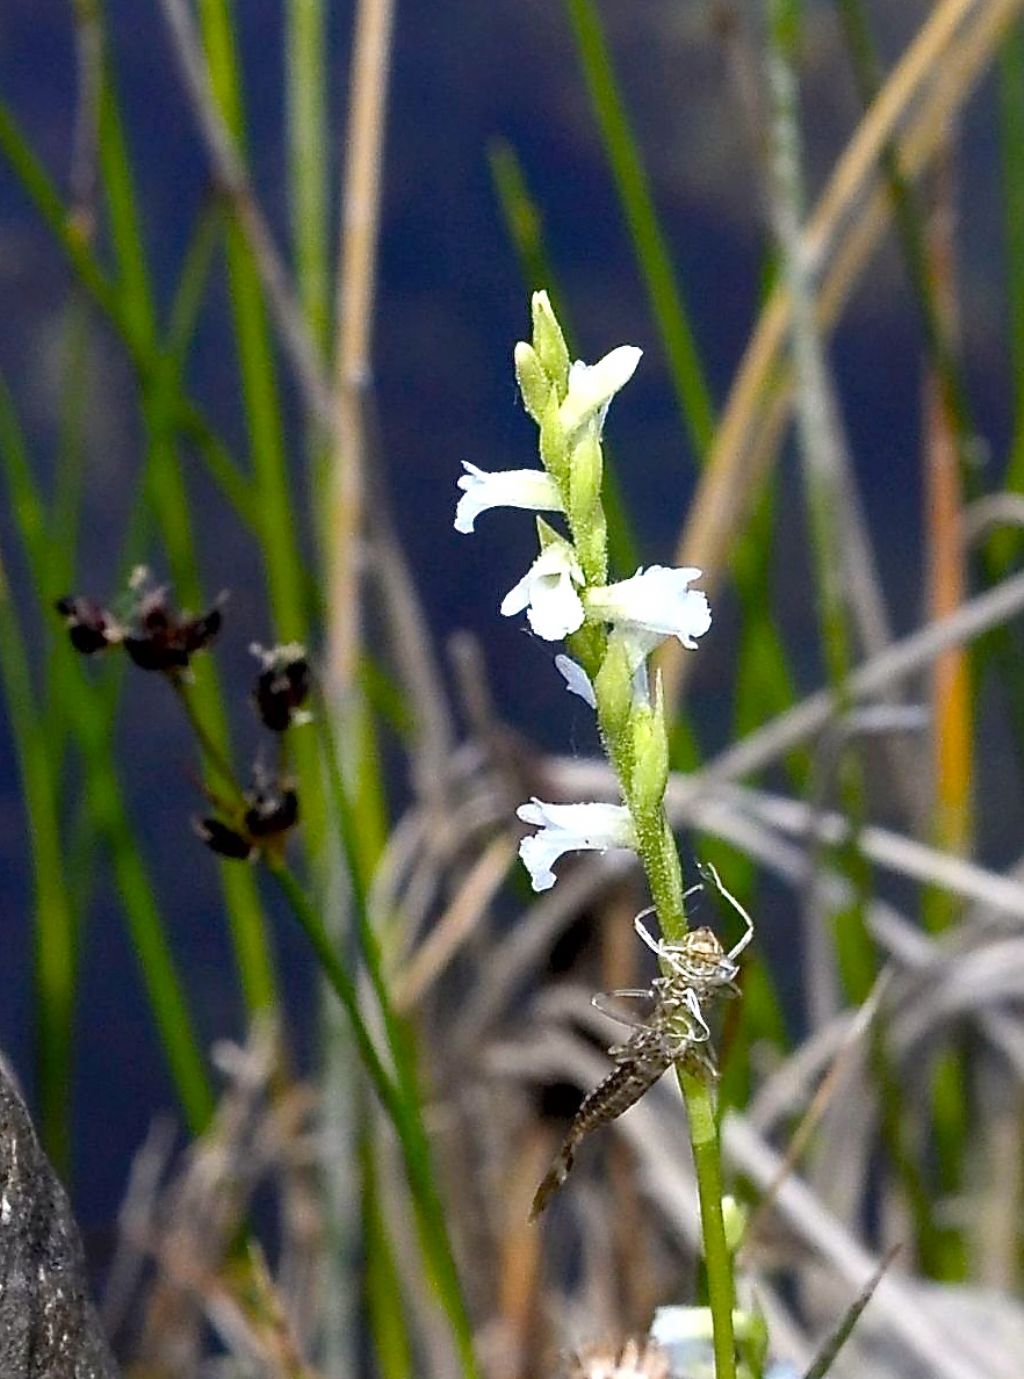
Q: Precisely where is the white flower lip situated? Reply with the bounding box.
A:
[585,565,712,651]
[554,653,597,709]
[516,798,636,892]
[558,345,642,437]
[500,542,586,641]
[454,462,563,534]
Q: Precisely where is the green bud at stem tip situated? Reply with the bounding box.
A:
[531,290,570,398]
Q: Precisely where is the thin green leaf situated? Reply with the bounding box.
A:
[0,544,76,1173]
[0,371,214,1134]
[563,0,715,460]
[0,96,257,530]
[287,0,330,355]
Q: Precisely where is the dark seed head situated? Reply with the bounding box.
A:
[123,634,190,672]
[124,590,224,672]
[193,817,253,861]
[54,595,119,655]
[243,785,299,838]
[252,644,311,731]
[180,606,222,654]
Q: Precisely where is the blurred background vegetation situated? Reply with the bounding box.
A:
[2,1,1024,1376]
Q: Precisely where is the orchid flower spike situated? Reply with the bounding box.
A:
[585,565,711,658]
[559,346,643,438]
[516,798,636,892]
[454,462,564,534]
[500,540,585,641]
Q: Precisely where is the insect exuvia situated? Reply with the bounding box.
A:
[529,987,711,1221]
[634,862,754,998]
[529,866,754,1220]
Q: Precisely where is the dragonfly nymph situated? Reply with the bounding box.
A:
[634,862,755,999]
[530,984,712,1220]
[530,869,755,1221]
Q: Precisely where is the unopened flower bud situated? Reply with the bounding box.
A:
[514,341,552,423]
[630,700,669,817]
[594,632,632,741]
[530,290,570,396]
[538,389,568,487]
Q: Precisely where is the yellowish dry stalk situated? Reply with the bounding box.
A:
[660,0,1024,709]
[327,0,396,701]
[922,145,973,859]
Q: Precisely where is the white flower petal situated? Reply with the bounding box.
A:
[499,569,533,618]
[585,565,712,651]
[500,542,585,642]
[526,581,585,640]
[554,653,597,709]
[516,798,636,892]
[558,345,642,436]
[454,462,563,533]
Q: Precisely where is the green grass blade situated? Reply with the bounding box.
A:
[97,67,157,341]
[48,301,93,596]
[286,0,330,355]
[562,0,715,460]
[0,97,258,530]
[95,45,280,1014]
[0,99,119,315]
[0,372,214,1134]
[268,860,480,1379]
[1000,23,1024,532]
[360,1123,414,1379]
[0,544,76,1174]
[75,684,217,1134]
[195,0,308,646]
[191,1,335,896]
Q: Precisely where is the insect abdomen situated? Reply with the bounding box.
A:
[530,1040,673,1219]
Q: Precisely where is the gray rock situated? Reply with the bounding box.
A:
[0,1061,119,1379]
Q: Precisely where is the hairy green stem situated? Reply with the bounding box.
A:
[636,804,736,1379]
[680,1069,737,1379]
[599,709,735,1375]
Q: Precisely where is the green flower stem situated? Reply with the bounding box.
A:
[638,815,736,1379]
[679,1068,737,1379]
[521,289,735,1376]
[632,809,685,934]
[169,673,244,803]
[603,716,736,1379]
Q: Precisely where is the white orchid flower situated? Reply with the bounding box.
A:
[554,653,597,709]
[500,541,585,641]
[516,798,636,892]
[453,462,564,534]
[558,345,642,438]
[585,565,712,653]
